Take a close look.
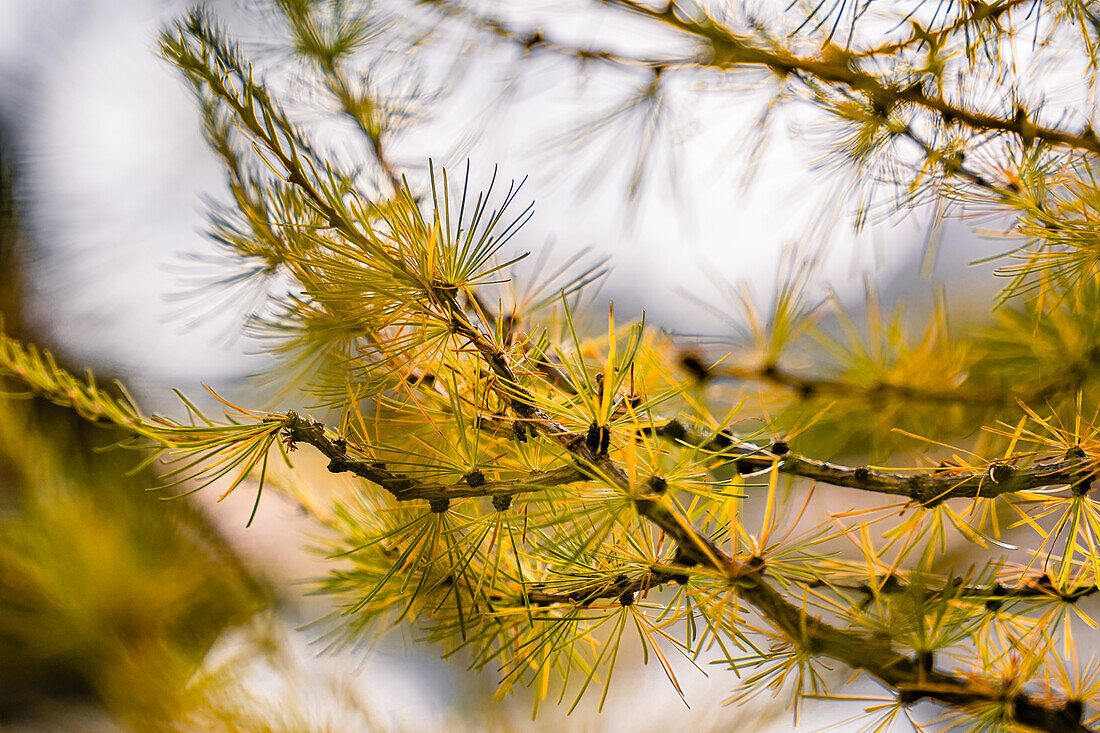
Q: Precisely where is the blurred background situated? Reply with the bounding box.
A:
[0,0,1007,730]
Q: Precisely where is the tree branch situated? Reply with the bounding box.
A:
[685,354,1007,405]
[418,0,668,71]
[606,0,1100,156]
[517,565,689,608]
[848,0,1033,60]
[281,411,586,502]
[808,571,1100,609]
[283,403,1090,729]
[650,418,1097,505]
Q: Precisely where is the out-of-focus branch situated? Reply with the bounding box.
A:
[849,0,1034,59]
[418,0,671,70]
[605,0,1100,155]
[682,353,1006,404]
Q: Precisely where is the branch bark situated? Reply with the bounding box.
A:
[606,0,1100,156]
[650,419,1097,505]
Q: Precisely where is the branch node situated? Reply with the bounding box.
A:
[523,30,543,50]
[585,421,600,454]
[646,474,668,495]
[615,574,635,606]
[1063,699,1084,725]
[429,497,450,513]
[712,430,733,449]
[661,418,686,441]
[985,583,1008,611]
[745,555,766,574]
[679,352,711,383]
[988,462,1014,484]
[672,547,699,572]
[897,688,924,705]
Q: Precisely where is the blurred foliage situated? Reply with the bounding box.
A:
[0,397,267,726]
[0,156,269,728]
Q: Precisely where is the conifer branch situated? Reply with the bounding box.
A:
[651,418,1098,504]
[606,0,1100,156]
[318,61,403,196]
[808,572,1100,609]
[281,309,1091,729]
[685,354,1007,405]
[743,574,1092,733]
[514,566,687,608]
[282,410,586,501]
[275,0,404,196]
[0,330,154,439]
[848,0,1034,59]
